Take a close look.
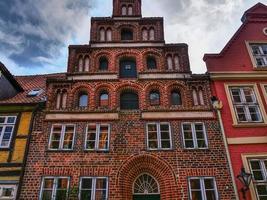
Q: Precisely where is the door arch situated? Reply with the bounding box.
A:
[133,173,160,200]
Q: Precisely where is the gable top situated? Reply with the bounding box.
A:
[241,2,267,22]
[113,0,142,17]
[0,62,23,92]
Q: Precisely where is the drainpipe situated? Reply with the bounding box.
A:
[211,97,239,200]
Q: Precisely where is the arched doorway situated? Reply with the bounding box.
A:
[133,174,160,200]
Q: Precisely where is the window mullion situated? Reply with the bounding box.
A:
[157,123,161,149]
[60,126,65,150]
[0,125,4,146]
[261,160,267,181]
[96,125,100,150]
[52,178,57,200]
[192,123,197,148]
[201,178,207,200]
[245,106,252,122]
[92,178,96,200]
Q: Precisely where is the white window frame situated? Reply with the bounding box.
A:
[0,184,17,199]
[39,177,70,200]
[182,122,208,149]
[0,116,17,148]
[79,177,108,200]
[188,177,219,200]
[48,124,75,151]
[250,44,267,68]
[146,122,172,150]
[249,159,267,200]
[230,87,263,123]
[85,124,110,151]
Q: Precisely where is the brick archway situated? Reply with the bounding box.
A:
[116,154,178,200]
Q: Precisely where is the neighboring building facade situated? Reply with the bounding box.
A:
[0,62,47,199]
[20,0,235,199]
[204,3,267,200]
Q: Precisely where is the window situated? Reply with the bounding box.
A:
[119,58,137,78]
[192,88,198,106]
[56,90,67,109]
[149,91,160,106]
[249,159,267,200]
[99,57,108,71]
[182,123,208,149]
[85,124,110,151]
[121,29,133,41]
[171,90,182,105]
[84,56,90,72]
[174,55,180,70]
[106,28,112,41]
[188,177,218,200]
[79,93,88,108]
[147,56,157,69]
[49,125,75,150]
[250,44,267,67]
[0,184,17,199]
[146,123,172,150]
[99,92,109,107]
[142,28,148,41]
[120,91,139,110]
[230,87,262,123]
[0,116,16,148]
[149,28,155,41]
[167,55,173,70]
[133,174,159,195]
[27,89,43,97]
[100,28,105,42]
[79,177,108,200]
[78,56,83,72]
[40,177,69,200]
[122,5,127,16]
[128,5,133,15]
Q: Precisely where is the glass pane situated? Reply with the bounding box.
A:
[249,106,261,122]
[50,141,60,149]
[80,190,92,200]
[82,179,92,189]
[95,190,106,200]
[250,161,264,180]
[184,132,193,139]
[57,178,68,189]
[171,92,181,105]
[51,132,61,140]
[63,133,73,149]
[42,190,53,200]
[204,179,214,189]
[79,94,88,107]
[195,124,203,131]
[150,92,160,105]
[2,188,14,197]
[148,132,157,140]
[0,126,2,133]
[185,140,194,148]
[231,89,242,103]
[256,184,267,196]
[252,46,261,55]
[96,179,107,189]
[147,124,157,132]
[0,117,5,123]
[160,124,169,132]
[147,57,157,69]
[4,126,13,133]
[55,190,67,200]
[2,131,11,140]
[206,190,216,200]
[190,179,201,189]
[7,117,16,124]
[197,140,207,148]
[161,141,171,149]
[44,179,54,189]
[87,141,95,149]
[191,191,203,200]
[98,130,108,150]
[236,107,247,122]
[148,141,158,149]
[161,131,170,139]
[183,124,191,131]
[243,88,254,103]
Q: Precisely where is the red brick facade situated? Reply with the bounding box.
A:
[20,0,236,199]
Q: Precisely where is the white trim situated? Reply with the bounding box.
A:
[181,122,208,149]
[188,177,219,200]
[142,111,214,119]
[146,122,172,150]
[90,43,165,48]
[48,124,76,151]
[132,173,160,195]
[45,113,119,121]
[79,177,108,200]
[39,177,70,200]
[84,123,110,151]
[67,74,118,81]
[138,73,191,80]
[0,116,17,148]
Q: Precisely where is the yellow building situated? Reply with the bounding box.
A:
[0,62,47,199]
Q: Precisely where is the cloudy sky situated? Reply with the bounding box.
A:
[0,0,263,75]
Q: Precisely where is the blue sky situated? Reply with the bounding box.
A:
[0,0,264,75]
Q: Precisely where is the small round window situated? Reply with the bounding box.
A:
[263,27,267,36]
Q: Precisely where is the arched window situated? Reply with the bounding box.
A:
[128,5,133,15]
[78,92,88,108]
[106,28,112,41]
[84,56,90,72]
[56,91,61,109]
[61,91,67,109]
[99,57,108,71]
[171,90,182,105]
[199,87,205,105]
[100,91,109,107]
[167,55,173,70]
[78,56,83,72]
[120,91,139,110]
[147,56,157,69]
[133,174,160,195]
[149,90,160,106]
[121,29,133,41]
[142,28,148,41]
[149,28,155,41]
[192,88,199,106]
[122,5,127,16]
[174,55,180,70]
[119,58,137,78]
[100,28,105,41]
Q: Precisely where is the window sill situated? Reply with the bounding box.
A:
[254,66,267,70]
[232,123,267,128]
[147,148,174,151]
[84,150,109,153]
[47,149,74,153]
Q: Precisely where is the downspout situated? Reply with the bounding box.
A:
[212,98,239,200]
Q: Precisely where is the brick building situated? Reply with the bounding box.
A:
[20,0,236,199]
[204,3,267,200]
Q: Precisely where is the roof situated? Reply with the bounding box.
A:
[0,73,65,105]
[0,62,24,92]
